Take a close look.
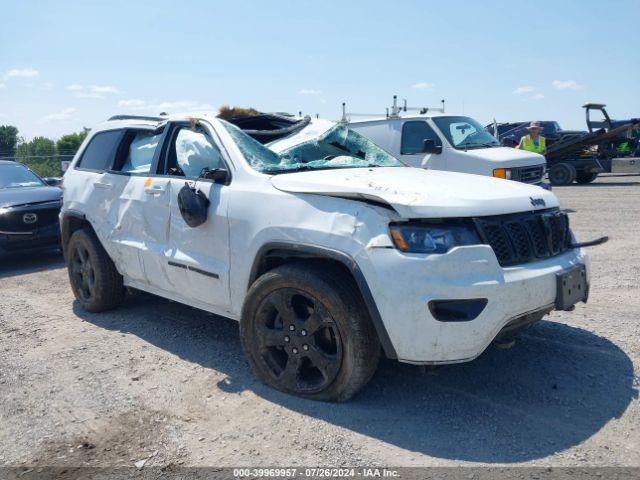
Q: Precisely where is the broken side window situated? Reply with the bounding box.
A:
[120,131,162,174]
[174,129,223,178]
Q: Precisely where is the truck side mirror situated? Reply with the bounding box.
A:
[422,139,442,154]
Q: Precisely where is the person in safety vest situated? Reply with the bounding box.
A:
[516,121,546,155]
[616,127,634,156]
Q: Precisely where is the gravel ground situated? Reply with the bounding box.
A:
[1,174,639,469]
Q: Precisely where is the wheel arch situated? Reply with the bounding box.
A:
[60,210,94,260]
[248,242,397,359]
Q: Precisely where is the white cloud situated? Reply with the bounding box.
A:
[41,82,54,91]
[552,80,583,90]
[514,85,534,94]
[76,92,105,99]
[0,83,5,89]
[67,84,118,98]
[3,68,39,80]
[411,82,435,89]
[118,99,146,108]
[40,107,76,123]
[91,85,118,94]
[298,88,322,95]
[531,93,545,100]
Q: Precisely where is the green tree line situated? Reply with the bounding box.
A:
[0,125,90,177]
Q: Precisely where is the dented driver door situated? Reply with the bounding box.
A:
[161,122,231,312]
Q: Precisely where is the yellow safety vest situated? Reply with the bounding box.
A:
[520,134,546,154]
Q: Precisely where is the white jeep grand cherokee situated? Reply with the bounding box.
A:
[60,113,592,401]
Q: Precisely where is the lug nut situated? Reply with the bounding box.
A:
[289,325,295,331]
[303,344,309,351]
[292,347,298,354]
[301,329,307,336]
[284,336,290,343]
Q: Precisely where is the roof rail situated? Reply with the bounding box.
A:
[340,95,445,122]
[108,114,166,122]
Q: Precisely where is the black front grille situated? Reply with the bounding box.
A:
[514,165,544,184]
[0,203,60,233]
[475,209,571,266]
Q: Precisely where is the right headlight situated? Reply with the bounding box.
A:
[389,223,481,254]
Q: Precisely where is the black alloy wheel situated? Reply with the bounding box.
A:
[254,288,342,394]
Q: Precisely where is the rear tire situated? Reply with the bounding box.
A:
[575,171,598,184]
[240,263,380,402]
[67,228,124,312]
[548,163,577,186]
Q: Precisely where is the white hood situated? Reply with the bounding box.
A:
[271,167,558,219]
[457,146,545,167]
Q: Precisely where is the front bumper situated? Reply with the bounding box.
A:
[0,223,60,255]
[364,244,588,364]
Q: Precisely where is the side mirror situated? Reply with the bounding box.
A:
[199,167,229,183]
[44,177,62,187]
[422,139,442,154]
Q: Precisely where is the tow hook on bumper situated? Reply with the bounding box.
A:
[570,236,609,249]
[492,305,555,347]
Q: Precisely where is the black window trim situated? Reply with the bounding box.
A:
[74,128,126,173]
[105,125,168,177]
[400,120,441,155]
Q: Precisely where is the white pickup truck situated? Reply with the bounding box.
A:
[342,99,548,188]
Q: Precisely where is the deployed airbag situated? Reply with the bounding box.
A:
[176,129,222,178]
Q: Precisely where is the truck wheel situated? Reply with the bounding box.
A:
[67,229,124,312]
[548,163,577,186]
[575,171,598,184]
[241,263,381,402]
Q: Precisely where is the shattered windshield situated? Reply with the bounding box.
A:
[432,116,501,150]
[272,124,402,173]
[222,121,402,174]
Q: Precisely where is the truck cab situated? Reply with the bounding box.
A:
[343,99,548,187]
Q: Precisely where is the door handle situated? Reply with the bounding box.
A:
[145,186,166,195]
[94,182,112,189]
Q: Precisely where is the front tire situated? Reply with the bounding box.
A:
[67,228,124,312]
[548,163,577,186]
[240,264,380,402]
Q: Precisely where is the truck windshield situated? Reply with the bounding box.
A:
[0,163,45,188]
[539,121,561,133]
[222,121,402,174]
[432,116,501,150]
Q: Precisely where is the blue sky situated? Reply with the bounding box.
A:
[1,0,639,139]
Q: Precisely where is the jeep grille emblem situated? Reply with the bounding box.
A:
[530,197,546,208]
[23,213,38,224]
